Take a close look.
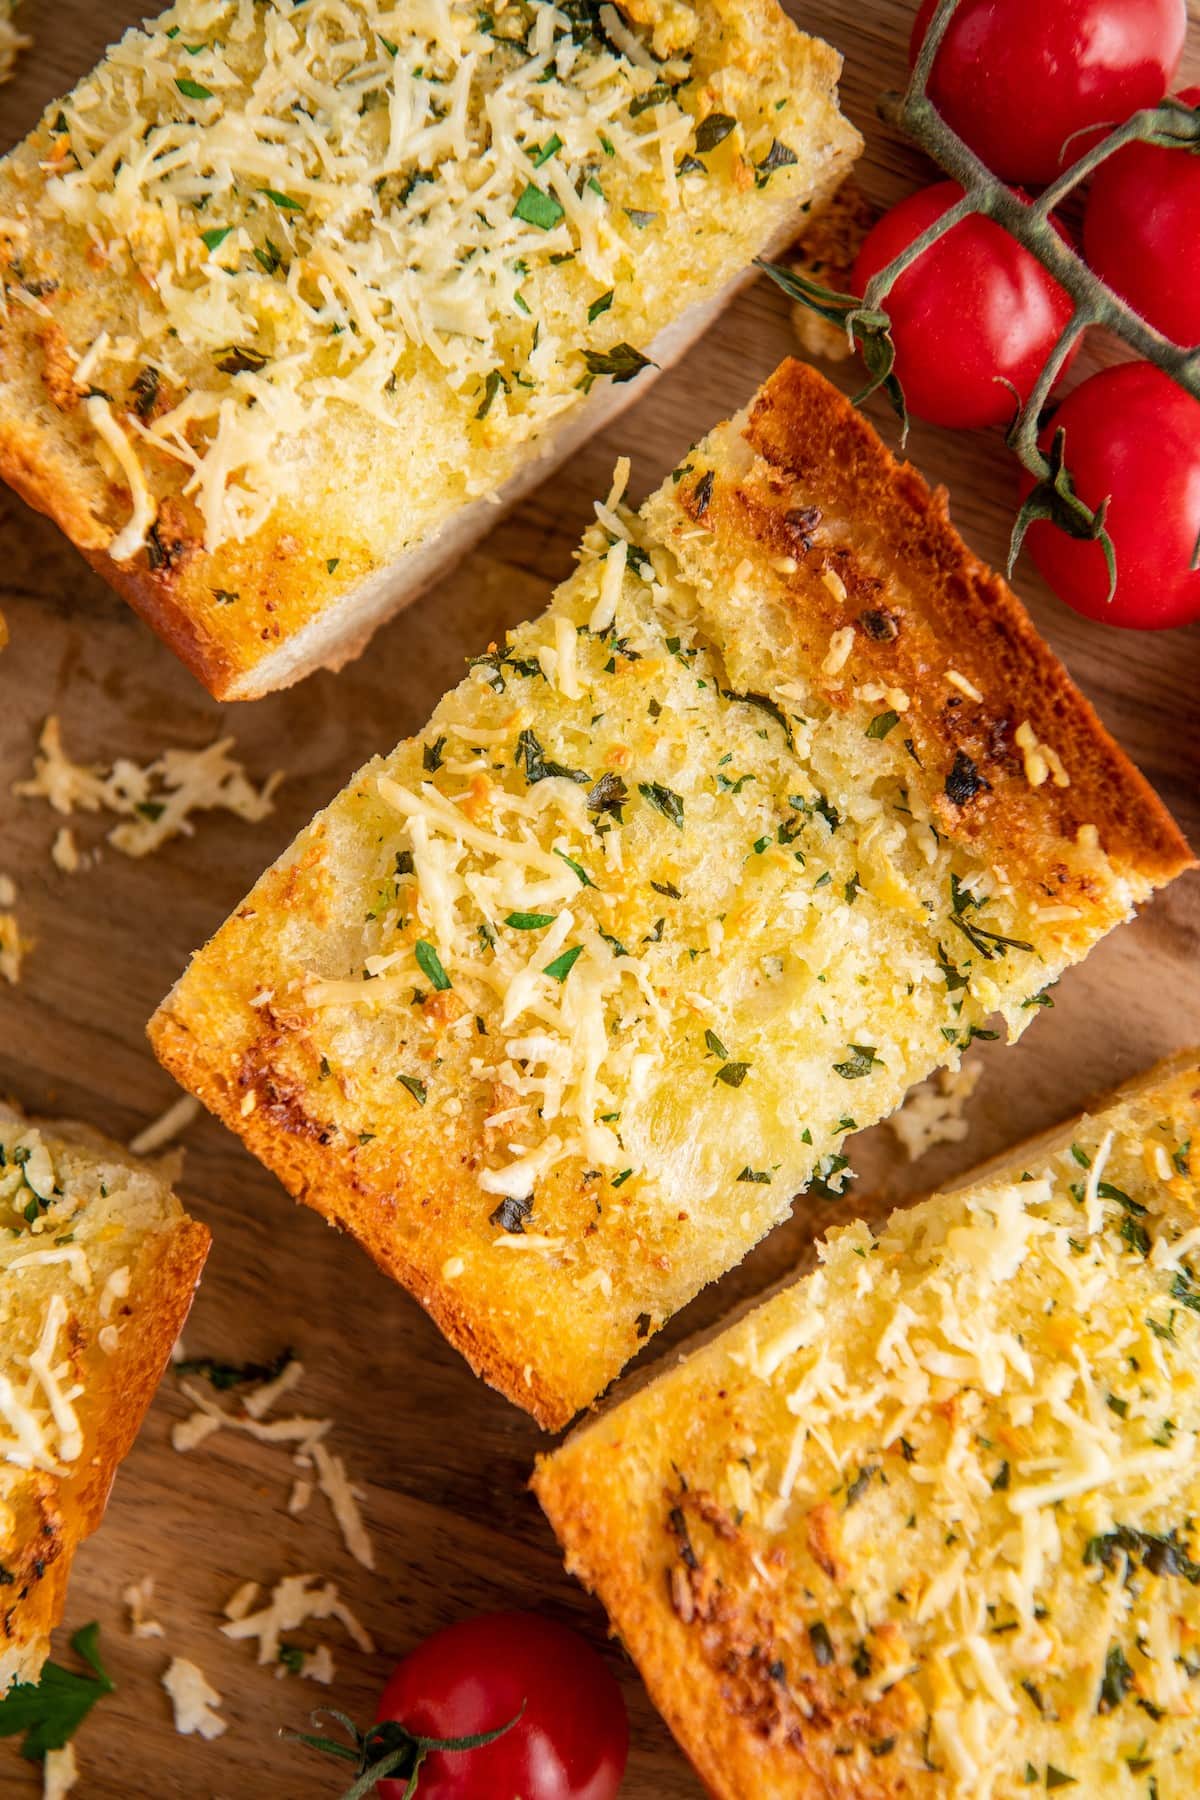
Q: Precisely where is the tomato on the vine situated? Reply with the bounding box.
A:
[366,1612,628,1800]
[1019,362,1200,630]
[911,0,1187,186]
[850,182,1075,430]
[1083,86,1200,348]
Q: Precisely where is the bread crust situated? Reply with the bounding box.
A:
[149,361,1191,1436]
[0,0,859,699]
[668,359,1193,891]
[1,1125,209,1689]
[533,1050,1200,1800]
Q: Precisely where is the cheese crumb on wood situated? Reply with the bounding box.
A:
[0,871,29,984]
[0,2,28,89]
[50,828,83,874]
[14,716,283,858]
[128,1096,201,1159]
[124,1575,165,1640]
[308,1440,375,1571]
[162,1657,226,1740]
[220,1573,374,1663]
[42,1744,77,1800]
[888,1061,982,1162]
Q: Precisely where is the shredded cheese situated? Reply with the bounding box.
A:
[162,1657,227,1739]
[14,716,283,857]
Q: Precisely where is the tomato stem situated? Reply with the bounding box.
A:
[773,0,1200,587]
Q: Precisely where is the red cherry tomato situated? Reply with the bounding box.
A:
[851,181,1075,430]
[1083,87,1200,347]
[1019,362,1200,629]
[911,0,1186,186]
[374,1612,628,1800]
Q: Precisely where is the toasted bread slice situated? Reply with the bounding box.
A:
[0,0,859,700]
[0,1105,209,1695]
[149,360,1192,1430]
[535,1050,1200,1798]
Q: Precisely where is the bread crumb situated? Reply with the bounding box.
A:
[124,1575,165,1640]
[889,1063,982,1161]
[223,1580,261,1623]
[162,1657,226,1739]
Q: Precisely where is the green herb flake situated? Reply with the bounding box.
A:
[587,288,615,323]
[715,1061,750,1089]
[414,940,451,991]
[866,709,900,740]
[533,132,563,166]
[505,911,555,930]
[737,1167,771,1183]
[397,1074,427,1107]
[0,1622,114,1759]
[833,1045,880,1080]
[200,225,232,252]
[514,182,565,230]
[638,781,684,828]
[1045,1768,1078,1789]
[704,1028,728,1060]
[260,186,305,211]
[584,343,654,383]
[175,76,214,100]
[422,735,446,772]
[694,111,736,153]
[553,848,594,888]
[544,945,583,983]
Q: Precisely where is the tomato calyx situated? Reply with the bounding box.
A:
[285,1703,524,1800]
[756,260,907,432]
[1007,424,1116,599]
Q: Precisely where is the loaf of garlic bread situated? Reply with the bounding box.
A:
[149,360,1192,1429]
[0,0,859,698]
[0,1105,209,1695]
[535,1050,1200,1799]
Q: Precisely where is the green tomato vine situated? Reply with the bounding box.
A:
[759,0,1200,590]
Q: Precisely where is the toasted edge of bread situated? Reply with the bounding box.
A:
[0,1114,209,1692]
[531,1047,1200,1799]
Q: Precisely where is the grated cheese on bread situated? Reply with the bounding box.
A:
[148,361,1192,1430]
[0,1105,209,1696]
[534,1049,1200,1799]
[0,0,859,700]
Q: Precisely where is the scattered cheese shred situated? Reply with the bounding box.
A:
[888,1062,982,1162]
[14,716,283,858]
[124,1575,166,1641]
[220,1573,374,1663]
[128,1096,201,1158]
[162,1657,227,1739]
[0,1,28,89]
[42,1744,78,1800]
[0,872,29,985]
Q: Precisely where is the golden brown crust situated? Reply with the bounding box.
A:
[2,1211,209,1680]
[149,1011,571,1428]
[0,0,859,700]
[682,360,1193,889]
[533,1050,1200,1800]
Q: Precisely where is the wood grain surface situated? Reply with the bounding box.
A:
[1,3,1198,1795]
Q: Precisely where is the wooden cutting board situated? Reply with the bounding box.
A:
[1,2,1197,1794]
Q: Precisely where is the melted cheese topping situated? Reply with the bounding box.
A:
[9,0,816,556]
[562,1074,1200,1797]
[287,495,1103,1258]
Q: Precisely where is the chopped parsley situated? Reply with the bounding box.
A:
[414,940,451,991]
